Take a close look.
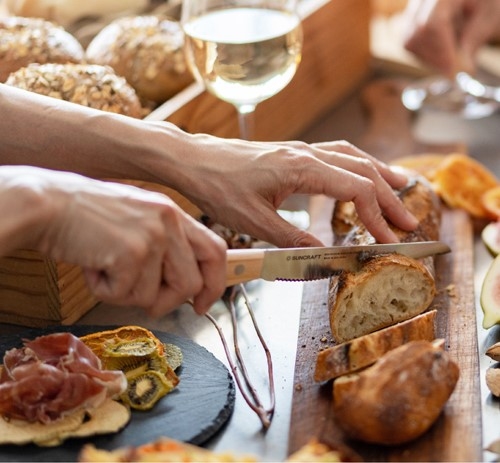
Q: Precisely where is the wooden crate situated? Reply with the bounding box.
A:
[1,0,371,327]
[0,250,96,327]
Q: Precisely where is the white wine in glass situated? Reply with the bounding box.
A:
[181,0,303,140]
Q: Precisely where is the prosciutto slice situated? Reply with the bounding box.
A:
[0,332,127,423]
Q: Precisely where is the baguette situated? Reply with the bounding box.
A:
[332,340,459,446]
[314,309,436,382]
[328,176,441,343]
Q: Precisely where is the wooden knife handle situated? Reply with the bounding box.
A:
[226,249,265,287]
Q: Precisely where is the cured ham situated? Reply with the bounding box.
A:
[0,332,127,424]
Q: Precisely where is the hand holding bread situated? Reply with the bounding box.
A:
[328,176,441,343]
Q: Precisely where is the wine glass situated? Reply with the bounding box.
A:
[181,0,303,140]
[401,71,500,120]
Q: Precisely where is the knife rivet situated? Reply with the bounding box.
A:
[234,264,245,275]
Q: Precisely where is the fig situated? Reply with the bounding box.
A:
[482,222,500,257]
[480,254,500,328]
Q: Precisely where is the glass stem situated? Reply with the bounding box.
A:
[237,105,256,141]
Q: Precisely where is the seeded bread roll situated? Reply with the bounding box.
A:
[0,16,84,82]
[86,15,193,104]
[328,176,441,343]
[5,63,144,118]
[333,340,459,445]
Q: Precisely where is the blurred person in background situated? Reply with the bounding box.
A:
[402,0,500,76]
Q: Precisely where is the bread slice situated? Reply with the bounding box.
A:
[314,310,436,382]
[328,176,441,343]
[328,253,436,343]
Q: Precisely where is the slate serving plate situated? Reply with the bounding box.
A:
[0,325,235,462]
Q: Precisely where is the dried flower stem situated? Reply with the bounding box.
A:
[204,284,275,430]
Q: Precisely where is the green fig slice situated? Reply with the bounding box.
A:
[481,254,500,328]
[482,222,500,257]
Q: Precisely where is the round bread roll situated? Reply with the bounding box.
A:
[5,63,144,118]
[333,340,460,445]
[4,0,148,28]
[0,16,84,83]
[86,15,193,103]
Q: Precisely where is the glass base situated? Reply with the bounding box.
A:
[402,76,498,120]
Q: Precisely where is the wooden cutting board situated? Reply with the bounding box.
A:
[288,79,482,461]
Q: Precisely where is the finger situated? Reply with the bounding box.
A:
[148,242,205,318]
[297,149,418,233]
[222,199,325,248]
[122,252,164,308]
[459,9,496,73]
[311,141,411,190]
[187,223,228,314]
[147,220,227,318]
[84,265,140,303]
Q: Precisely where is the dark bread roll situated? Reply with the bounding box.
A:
[333,340,459,445]
[5,63,145,118]
[86,15,193,104]
[0,16,84,82]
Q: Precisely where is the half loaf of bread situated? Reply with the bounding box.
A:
[332,339,459,445]
[328,176,441,343]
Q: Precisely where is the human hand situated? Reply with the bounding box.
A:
[0,166,227,317]
[176,137,418,248]
[402,0,500,76]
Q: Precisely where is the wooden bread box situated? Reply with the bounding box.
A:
[0,0,372,327]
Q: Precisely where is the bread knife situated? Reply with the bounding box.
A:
[226,241,450,286]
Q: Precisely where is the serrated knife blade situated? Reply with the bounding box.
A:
[226,241,450,286]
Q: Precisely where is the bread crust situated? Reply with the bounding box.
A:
[314,310,436,382]
[86,15,193,103]
[332,340,459,445]
[0,16,84,83]
[328,176,441,343]
[5,63,144,118]
[332,176,441,246]
[328,253,436,343]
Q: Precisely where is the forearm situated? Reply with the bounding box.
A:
[0,84,197,190]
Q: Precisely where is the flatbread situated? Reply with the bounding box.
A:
[0,399,130,447]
